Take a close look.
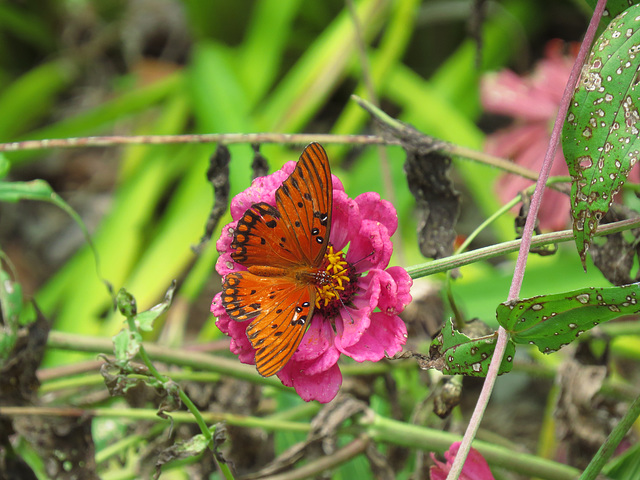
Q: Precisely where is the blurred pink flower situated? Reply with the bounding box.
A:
[481,40,576,231]
[211,160,411,403]
[430,442,495,480]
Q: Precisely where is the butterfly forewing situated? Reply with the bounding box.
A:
[230,202,304,268]
[276,143,333,266]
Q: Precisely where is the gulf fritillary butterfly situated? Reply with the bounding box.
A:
[221,143,333,377]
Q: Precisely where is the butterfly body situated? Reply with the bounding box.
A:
[221,143,333,377]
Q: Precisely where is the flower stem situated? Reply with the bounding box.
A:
[363,413,581,480]
[124,317,212,444]
[445,2,609,479]
[406,217,640,279]
[122,316,236,478]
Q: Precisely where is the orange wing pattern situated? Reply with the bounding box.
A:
[276,142,332,266]
[221,143,332,376]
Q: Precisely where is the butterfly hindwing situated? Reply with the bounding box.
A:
[221,271,315,377]
[276,142,333,266]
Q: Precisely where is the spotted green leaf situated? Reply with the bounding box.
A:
[585,0,640,33]
[427,319,515,376]
[497,283,640,353]
[562,5,640,266]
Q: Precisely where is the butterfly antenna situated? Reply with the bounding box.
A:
[353,250,375,267]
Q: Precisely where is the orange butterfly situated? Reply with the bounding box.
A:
[221,143,333,377]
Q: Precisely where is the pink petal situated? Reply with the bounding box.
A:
[446,443,495,480]
[494,129,570,231]
[335,300,374,350]
[217,315,255,365]
[210,292,225,316]
[334,269,388,349]
[375,267,413,315]
[215,222,238,277]
[229,166,290,219]
[338,312,407,362]
[485,123,548,160]
[430,442,495,480]
[355,192,398,236]
[347,220,393,271]
[279,361,343,403]
[289,336,341,377]
[330,190,360,251]
[291,315,336,362]
[481,71,558,121]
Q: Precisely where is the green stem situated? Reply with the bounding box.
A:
[121,318,234,477]
[124,317,213,443]
[407,217,640,279]
[352,94,574,185]
[0,405,311,433]
[579,393,640,480]
[446,193,522,327]
[46,330,284,388]
[363,413,581,480]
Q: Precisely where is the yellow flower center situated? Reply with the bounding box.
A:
[315,246,351,308]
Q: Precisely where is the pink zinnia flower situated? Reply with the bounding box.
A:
[430,442,495,480]
[210,159,412,403]
[481,40,576,231]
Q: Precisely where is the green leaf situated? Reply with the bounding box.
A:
[603,441,640,479]
[0,266,23,362]
[0,154,9,180]
[133,281,176,332]
[116,282,175,338]
[154,432,211,478]
[0,179,104,286]
[113,329,142,365]
[497,283,640,353]
[426,319,515,376]
[585,1,640,31]
[562,5,640,266]
[0,268,22,328]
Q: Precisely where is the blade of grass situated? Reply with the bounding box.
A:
[239,0,302,102]
[0,60,76,141]
[256,0,391,132]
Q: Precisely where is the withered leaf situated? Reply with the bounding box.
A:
[251,143,269,178]
[405,147,461,259]
[196,144,231,252]
[361,106,460,259]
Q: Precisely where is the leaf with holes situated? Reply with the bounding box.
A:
[497,283,640,353]
[562,5,640,267]
[585,0,640,34]
[426,319,515,376]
